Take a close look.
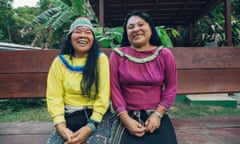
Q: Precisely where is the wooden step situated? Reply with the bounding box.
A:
[185,93,237,108]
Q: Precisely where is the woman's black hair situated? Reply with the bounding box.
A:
[121,10,162,47]
[61,32,99,98]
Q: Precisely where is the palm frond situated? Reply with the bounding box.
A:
[71,0,86,16]
[51,0,71,10]
[51,9,74,31]
[27,7,61,28]
[60,0,72,7]
[45,12,62,29]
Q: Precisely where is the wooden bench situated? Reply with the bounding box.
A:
[0,47,240,144]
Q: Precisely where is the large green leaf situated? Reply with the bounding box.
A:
[60,0,72,7]
[71,0,85,16]
[156,26,173,48]
[98,37,111,48]
[28,7,61,28]
[50,9,74,31]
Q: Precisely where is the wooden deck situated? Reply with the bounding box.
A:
[0,116,239,144]
[173,116,240,144]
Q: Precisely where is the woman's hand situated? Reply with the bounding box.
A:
[64,125,92,144]
[119,112,146,137]
[145,113,161,133]
[55,122,74,142]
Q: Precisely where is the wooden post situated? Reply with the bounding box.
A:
[99,0,104,27]
[224,0,232,46]
[189,23,193,46]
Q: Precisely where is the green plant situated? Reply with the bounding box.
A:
[95,26,179,49]
[193,15,225,46]
[156,26,180,48]
[0,30,4,39]
[22,0,96,48]
[95,27,123,48]
[231,16,240,46]
[0,99,46,112]
[192,2,240,47]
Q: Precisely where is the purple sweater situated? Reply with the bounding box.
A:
[110,46,178,114]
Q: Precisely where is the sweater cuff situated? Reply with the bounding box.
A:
[159,102,169,111]
[116,107,127,114]
[90,111,103,122]
[53,115,65,125]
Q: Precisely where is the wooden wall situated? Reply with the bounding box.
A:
[0,47,240,99]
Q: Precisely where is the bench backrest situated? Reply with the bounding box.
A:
[0,47,240,99]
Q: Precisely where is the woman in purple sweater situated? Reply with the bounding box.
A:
[109,10,178,144]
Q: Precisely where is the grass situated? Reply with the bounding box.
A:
[0,99,51,122]
[0,106,51,122]
[0,99,239,122]
[168,102,240,118]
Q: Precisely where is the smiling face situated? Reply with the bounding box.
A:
[71,26,94,58]
[126,15,152,49]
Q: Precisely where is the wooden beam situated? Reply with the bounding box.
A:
[99,0,104,27]
[188,23,193,46]
[174,0,191,23]
[224,0,233,46]
[151,0,159,17]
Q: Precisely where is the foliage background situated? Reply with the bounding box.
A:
[0,0,239,49]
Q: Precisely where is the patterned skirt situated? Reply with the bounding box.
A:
[46,109,115,144]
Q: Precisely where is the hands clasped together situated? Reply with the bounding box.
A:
[56,123,92,144]
[120,112,161,137]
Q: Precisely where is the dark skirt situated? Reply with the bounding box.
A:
[109,111,178,144]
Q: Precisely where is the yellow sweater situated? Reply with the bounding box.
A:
[46,53,110,125]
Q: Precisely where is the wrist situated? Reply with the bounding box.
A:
[86,119,98,132]
[119,112,130,121]
[153,111,163,119]
[86,122,96,132]
[55,121,66,129]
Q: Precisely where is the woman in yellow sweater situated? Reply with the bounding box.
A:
[46,17,110,144]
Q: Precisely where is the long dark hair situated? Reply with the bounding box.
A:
[121,10,162,47]
[61,33,99,98]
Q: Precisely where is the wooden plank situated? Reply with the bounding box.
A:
[171,116,240,129]
[0,73,47,99]
[0,116,239,144]
[176,128,240,144]
[101,48,112,57]
[2,68,238,98]
[0,135,50,144]
[172,116,240,144]
[0,122,54,135]
[171,47,240,69]
[178,69,240,94]
[0,49,59,73]
[1,47,240,73]
[0,122,53,144]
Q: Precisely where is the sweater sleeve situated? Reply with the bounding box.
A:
[90,53,110,122]
[159,48,178,110]
[46,57,65,125]
[110,51,127,114]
